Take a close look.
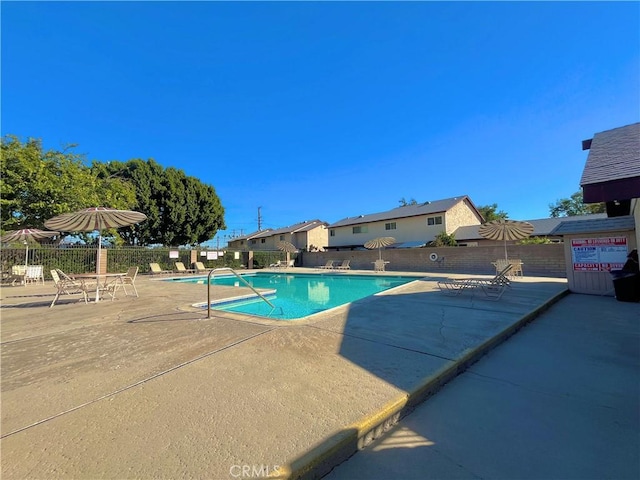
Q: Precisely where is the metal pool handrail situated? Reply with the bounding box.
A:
[206,267,276,319]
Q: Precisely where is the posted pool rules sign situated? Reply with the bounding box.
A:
[571,237,628,271]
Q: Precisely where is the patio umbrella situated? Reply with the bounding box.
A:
[276,241,298,253]
[276,241,298,265]
[0,229,59,266]
[45,207,147,274]
[364,236,396,260]
[478,219,534,260]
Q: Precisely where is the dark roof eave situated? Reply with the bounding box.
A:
[582,177,640,203]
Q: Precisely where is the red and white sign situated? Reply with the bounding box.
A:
[571,237,628,271]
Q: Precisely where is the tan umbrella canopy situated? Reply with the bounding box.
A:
[45,207,147,273]
[276,241,298,265]
[0,229,59,266]
[276,241,298,253]
[364,236,396,260]
[45,207,147,233]
[478,219,534,260]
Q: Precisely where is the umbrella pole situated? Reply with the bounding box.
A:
[24,242,29,267]
[95,234,102,301]
[504,238,508,261]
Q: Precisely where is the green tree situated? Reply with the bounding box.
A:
[430,231,457,247]
[98,159,225,246]
[519,237,552,245]
[1,135,135,233]
[549,191,605,217]
[477,203,508,222]
[398,197,418,206]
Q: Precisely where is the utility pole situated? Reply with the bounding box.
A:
[257,206,263,231]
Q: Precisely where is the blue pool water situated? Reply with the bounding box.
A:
[172,272,419,320]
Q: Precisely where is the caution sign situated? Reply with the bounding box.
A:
[571,237,628,271]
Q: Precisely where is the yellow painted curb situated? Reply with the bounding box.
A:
[281,288,570,480]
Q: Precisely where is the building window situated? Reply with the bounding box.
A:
[250,240,256,245]
[385,222,396,231]
[330,230,335,237]
[261,238,266,243]
[279,235,285,241]
[427,216,443,226]
[353,226,369,234]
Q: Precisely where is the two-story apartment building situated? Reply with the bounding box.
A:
[227,220,329,251]
[327,196,484,250]
[227,230,271,251]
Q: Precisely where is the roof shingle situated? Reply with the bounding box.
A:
[580,122,640,185]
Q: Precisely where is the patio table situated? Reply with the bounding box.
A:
[70,273,126,302]
[372,260,390,272]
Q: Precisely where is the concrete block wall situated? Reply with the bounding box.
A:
[301,244,566,277]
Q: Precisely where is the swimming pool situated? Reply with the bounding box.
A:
[172,272,419,320]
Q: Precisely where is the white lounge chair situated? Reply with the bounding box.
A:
[437,264,513,301]
[335,260,350,270]
[317,260,335,270]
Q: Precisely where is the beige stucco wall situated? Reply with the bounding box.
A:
[329,214,445,247]
[445,198,482,234]
[249,236,274,251]
[298,226,328,251]
[234,226,328,252]
[228,239,248,251]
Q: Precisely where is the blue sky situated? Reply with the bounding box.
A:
[3,1,639,246]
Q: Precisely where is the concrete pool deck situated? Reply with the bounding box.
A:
[1,269,578,478]
[325,292,640,480]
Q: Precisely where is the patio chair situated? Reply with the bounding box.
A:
[149,263,171,275]
[492,258,523,279]
[456,264,513,288]
[317,260,335,270]
[7,265,27,286]
[174,261,196,274]
[50,269,93,307]
[509,259,524,277]
[335,260,351,270]
[373,259,387,272]
[492,258,511,275]
[25,265,45,285]
[269,260,286,268]
[121,266,139,297]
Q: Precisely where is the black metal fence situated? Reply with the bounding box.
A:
[0,245,247,280]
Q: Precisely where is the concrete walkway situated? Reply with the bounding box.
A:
[325,294,640,480]
[1,270,577,479]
